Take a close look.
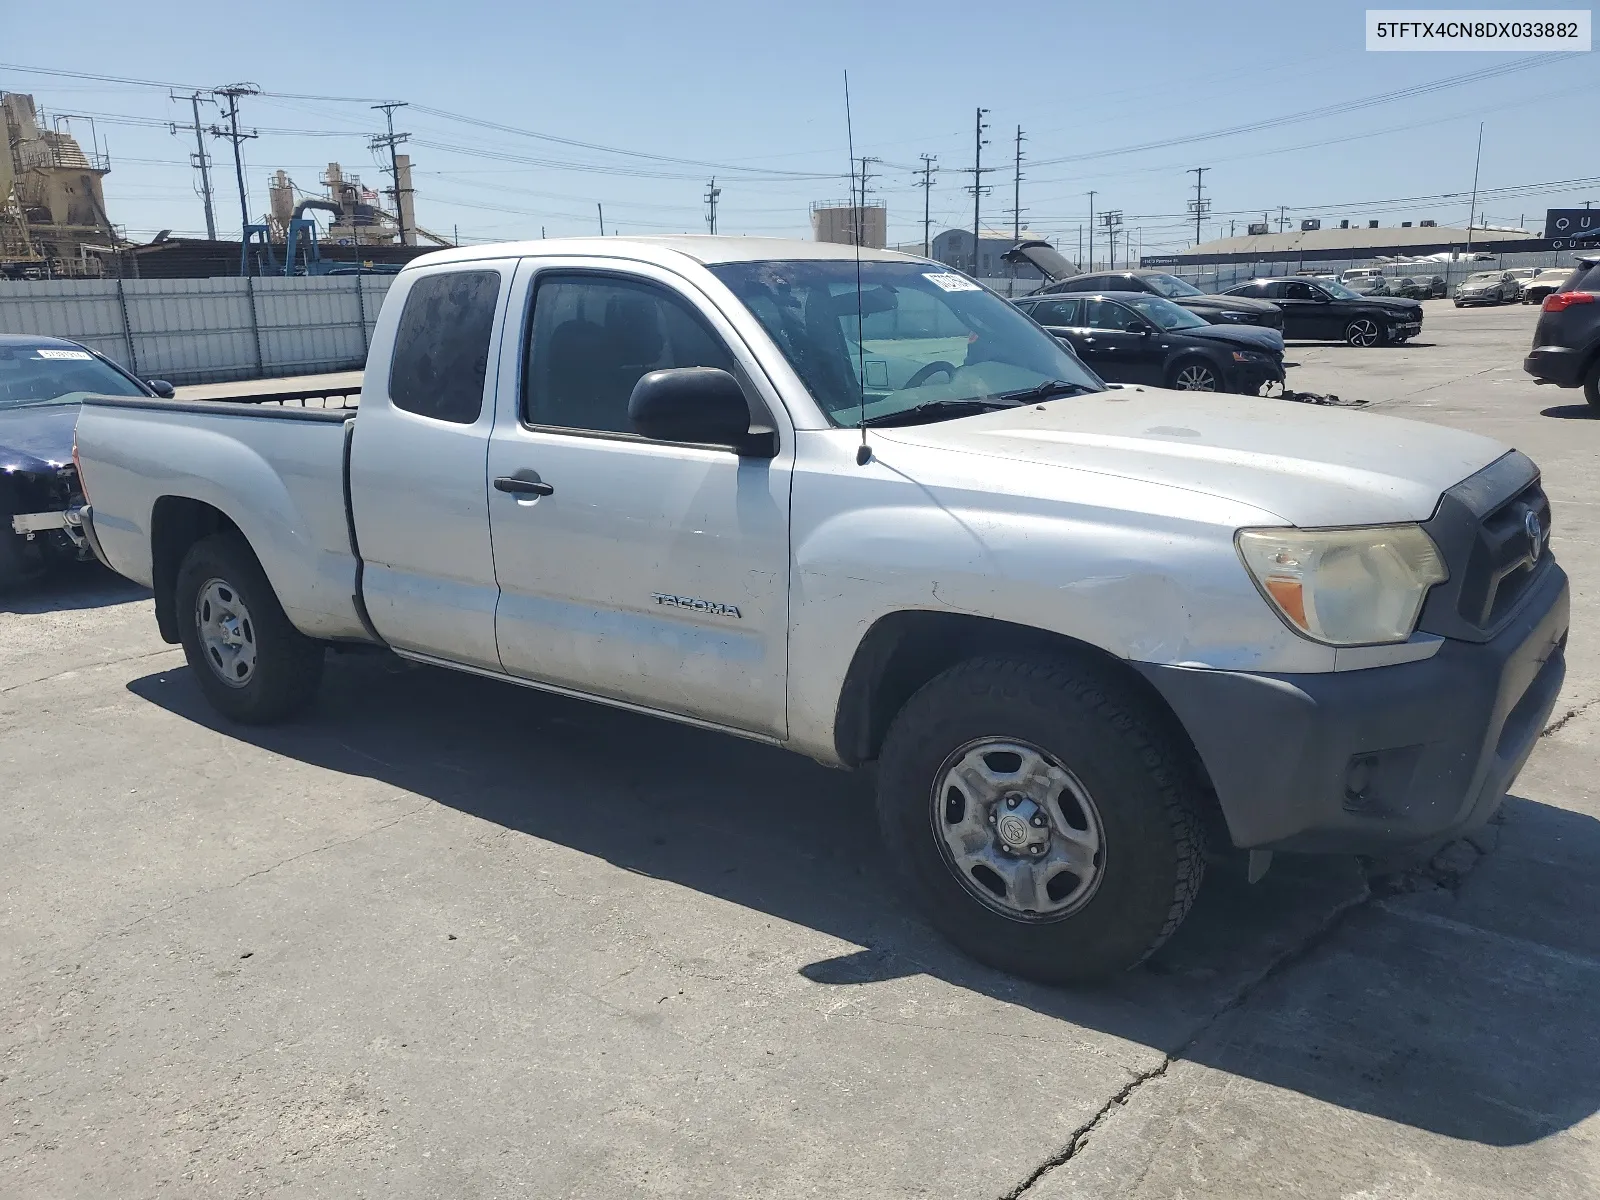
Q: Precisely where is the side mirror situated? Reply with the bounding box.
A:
[146,379,176,398]
[628,367,776,457]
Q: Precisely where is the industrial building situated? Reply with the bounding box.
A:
[811,200,887,249]
[1142,221,1546,268]
[0,92,122,278]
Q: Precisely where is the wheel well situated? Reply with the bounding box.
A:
[149,497,241,643]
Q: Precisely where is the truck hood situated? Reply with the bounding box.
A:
[873,389,1506,527]
[0,401,78,476]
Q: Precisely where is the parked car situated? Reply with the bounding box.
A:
[1013,291,1284,393]
[1524,255,1600,407]
[73,237,1568,985]
[1428,275,1449,298]
[1345,275,1393,297]
[1220,277,1424,346]
[1001,242,1285,330]
[0,334,173,592]
[1391,277,1434,301]
[1455,271,1520,307]
[1522,269,1571,306]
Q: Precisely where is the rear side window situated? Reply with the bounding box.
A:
[1056,276,1102,292]
[1565,261,1600,293]
[388,270,501,423]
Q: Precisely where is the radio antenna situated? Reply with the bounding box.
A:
[845,70,871,466]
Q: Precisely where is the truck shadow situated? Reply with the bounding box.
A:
[0,560,149,614]
[127,652,1600,1147]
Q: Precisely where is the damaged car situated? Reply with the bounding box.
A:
[0,335,171,592]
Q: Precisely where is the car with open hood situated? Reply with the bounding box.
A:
[1002,241,1284,331]
[0,334,172,591]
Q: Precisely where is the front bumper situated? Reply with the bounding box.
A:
[1135,562,1568,855]
[1523,346,1588,387]
[1227,359,1286,392]
[1389,319,1422,339]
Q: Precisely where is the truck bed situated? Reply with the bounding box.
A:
[74,388,373,643]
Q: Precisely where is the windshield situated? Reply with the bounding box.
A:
[1119,294,1209,331]
[0,343,146,409]
[1318,279,1361,300]
[1466,272,1501,284]
[1143,273,1204,299]
[709,260,1103,426]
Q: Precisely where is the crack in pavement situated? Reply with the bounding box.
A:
[1000,885,1371,1199]
[0,647,177,697]
[1541,692,1600,738]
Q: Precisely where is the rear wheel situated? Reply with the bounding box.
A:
[175,532,324,723]
[875,655,1206,984]
[1345,318,1383,347]
[1168,359,1220,391]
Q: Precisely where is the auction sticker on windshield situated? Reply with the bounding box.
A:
[923,272,983,292]
[34,349,94,360]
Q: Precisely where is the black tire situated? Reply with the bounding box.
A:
[1585,357,1600,410]
[1167,358,1220,391]
[875,655,1206,984]
[175,531,324,723]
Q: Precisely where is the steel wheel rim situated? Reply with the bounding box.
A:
[1174,364,1217,391]
[1347,319,1379,347]
[930,737,1106,923]
[195,577,257,688]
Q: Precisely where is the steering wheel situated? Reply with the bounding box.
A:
[904,360,957,389]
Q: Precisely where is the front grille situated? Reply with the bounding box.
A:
[1457,478,1550,629]
[1417,452,1553,643]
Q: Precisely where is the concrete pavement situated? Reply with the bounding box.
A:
[4,300,1598,1198]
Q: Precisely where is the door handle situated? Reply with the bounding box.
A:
[494,475,554,496]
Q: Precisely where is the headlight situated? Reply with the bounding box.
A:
[1217,310,1250,321]
[1230,350,1268,362]
[1236,525,1447,645]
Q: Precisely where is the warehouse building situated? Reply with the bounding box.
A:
[1141,221,1543,269]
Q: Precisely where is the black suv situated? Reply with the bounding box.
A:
[1014,291,1285,394]
[1001,241,1283,330]
[1221,276,1423,346]
[1524,255,1600,407]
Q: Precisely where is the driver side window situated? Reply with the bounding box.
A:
[1283,282,1317,301]
[1085,299,1140,331]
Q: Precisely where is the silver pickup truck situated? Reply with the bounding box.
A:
[73,237,1569,983]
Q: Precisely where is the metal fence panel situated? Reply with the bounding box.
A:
[0,275,398,385]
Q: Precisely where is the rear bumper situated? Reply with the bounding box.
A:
[1135,563,1568,855]
[1523,346,1589,387]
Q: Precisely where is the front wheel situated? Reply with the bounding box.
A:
[175,532,324,723]
[1345,318,1383,347]
[875,655,1206,984]
[1168,359,1220,391]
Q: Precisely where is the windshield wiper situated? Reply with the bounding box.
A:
[996,379,1100,403]
[859,397,1023,428]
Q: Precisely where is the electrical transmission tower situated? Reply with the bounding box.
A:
[370,101,412,245]
[704,177,721,233]
[960,108,993,275]
[915,155,938,256]
[170,91,218,241]
[1186,166,1211,247]
[208,84,260,242]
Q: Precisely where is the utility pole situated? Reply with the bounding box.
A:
[171,91,217,241]
[1086,191,1097,270]
[209,84,260,243]
[1101,210,1123,270]
[597,203,605,235]
[1186,166,1210,247]
[1077,225,1082,269]
[915,155,938,256]
[703,177,721,234]
[960,108,993,275]
[1007,125,1026,247]
[856,156,878,245]
[1464,121,1484,260]
[1277,205,1290,233]
[370,101,411,245]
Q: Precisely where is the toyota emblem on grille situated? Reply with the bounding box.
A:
[1524,509,1544,560]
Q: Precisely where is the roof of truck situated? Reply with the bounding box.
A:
[402,235,927,271]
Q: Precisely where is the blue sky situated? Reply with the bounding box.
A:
[2,0,1594,254]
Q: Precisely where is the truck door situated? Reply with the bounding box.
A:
[485,260,792,738]
[347,262,514,671]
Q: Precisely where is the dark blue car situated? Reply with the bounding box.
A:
[0,335,170,591]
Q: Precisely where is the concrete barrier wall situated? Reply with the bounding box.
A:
[0,275,394,385]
